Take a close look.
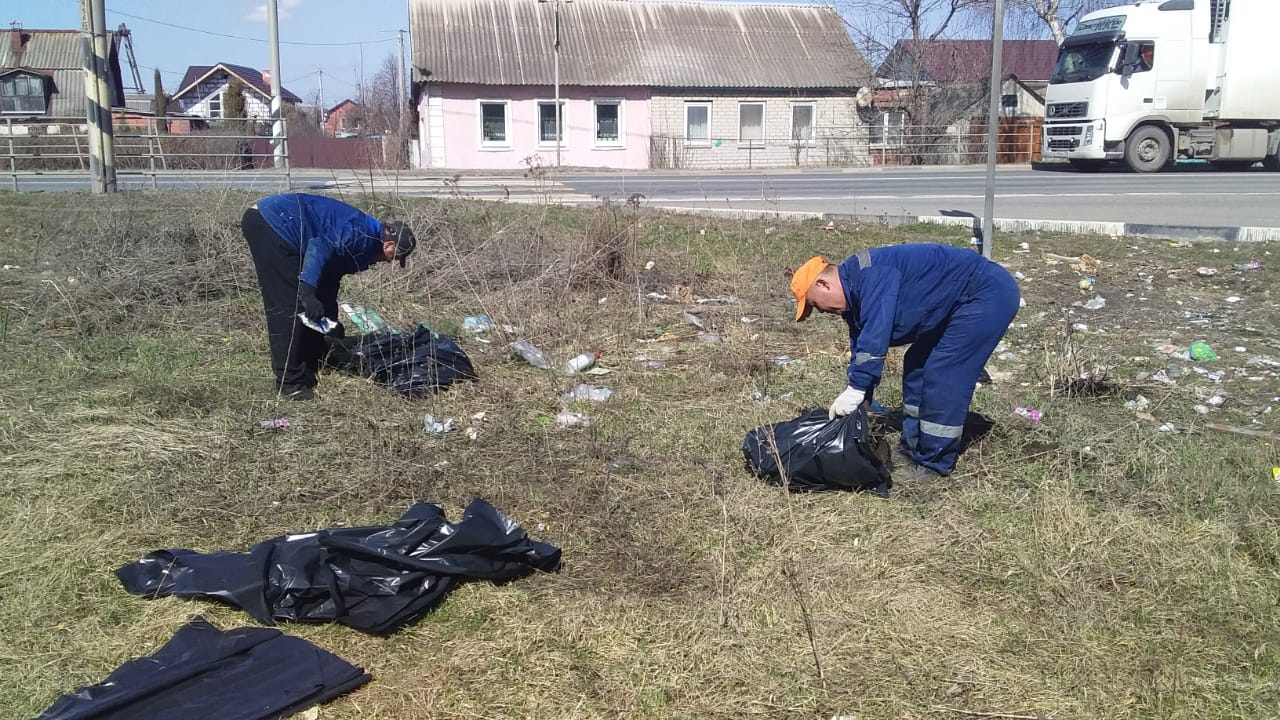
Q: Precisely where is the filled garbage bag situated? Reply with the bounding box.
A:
[115,499,562,636]
[742,406,892,496]
[36,616,370,720]
[324,323,477,398]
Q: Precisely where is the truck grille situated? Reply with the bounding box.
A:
[1048,139,1080,150]
[1046,126,1081,137]
[1047,102,1088,119]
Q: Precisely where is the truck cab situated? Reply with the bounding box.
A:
[1042,0,1215,172]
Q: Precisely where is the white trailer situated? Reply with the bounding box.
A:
[1041,0,1280,173]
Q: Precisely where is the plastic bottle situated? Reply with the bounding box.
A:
[562,351,600,374]
[510,339,554,370]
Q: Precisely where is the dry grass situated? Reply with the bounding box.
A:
[0,191,1278,719]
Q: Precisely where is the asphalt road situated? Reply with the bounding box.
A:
[9,164,1280,228]
[566,164,1280,228]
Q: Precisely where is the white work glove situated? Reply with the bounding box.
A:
[828,385,866,420]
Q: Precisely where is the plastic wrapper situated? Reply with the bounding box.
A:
[116,499,562,636]
[742,407,892,496]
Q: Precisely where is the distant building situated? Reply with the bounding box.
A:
[171,63,302,120]
[0,26,125,119]
[408,0,872,170]
[324,98,365,137]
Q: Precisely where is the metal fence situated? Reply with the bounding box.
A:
[0,116,290,190]
[649,119,1044,170]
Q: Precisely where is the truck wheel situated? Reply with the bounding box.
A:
[1124,126,1171,173]
[1069,159,1108,172]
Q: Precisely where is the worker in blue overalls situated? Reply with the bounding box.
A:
[789,244,1020,481]
[241,193,417,400]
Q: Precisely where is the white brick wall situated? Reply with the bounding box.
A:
[649,89,871,169]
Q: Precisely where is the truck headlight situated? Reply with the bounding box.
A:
[1084,125,1094,146]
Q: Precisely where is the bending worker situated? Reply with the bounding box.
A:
[789,243,1019,481]
[241,193,416,400]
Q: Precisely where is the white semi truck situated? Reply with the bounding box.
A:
[1041,0,1280,172]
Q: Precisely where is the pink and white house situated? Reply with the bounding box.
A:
[408,0,872,170]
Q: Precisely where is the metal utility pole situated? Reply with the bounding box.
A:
[81,0,116,193]
[266,0,287,171]
[397,29,408,165]
[980,0,1006,260]
[538,0,571,168]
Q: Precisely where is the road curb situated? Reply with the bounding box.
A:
[649,205,1280,242]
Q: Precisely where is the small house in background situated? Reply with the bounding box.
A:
[872,39,1059,164]
[324,98,365,137]
[0,26,124,121]
[171,62,302,121]
[408,0,872,170]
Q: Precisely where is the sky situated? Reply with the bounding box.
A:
[4,0,411,109]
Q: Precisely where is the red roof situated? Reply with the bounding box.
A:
[878,40,1060,84]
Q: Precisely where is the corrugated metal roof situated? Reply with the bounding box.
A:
[409,0,871,89]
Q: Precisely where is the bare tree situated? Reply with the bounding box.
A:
[1007,0,1111,44]
[356,52,407,166]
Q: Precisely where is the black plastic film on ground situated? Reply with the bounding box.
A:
[36,616,370,720]
[743,407,893,496]
[323,323,478,398]
[115,499,562,636]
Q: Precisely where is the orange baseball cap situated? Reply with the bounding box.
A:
[790,256,829,321]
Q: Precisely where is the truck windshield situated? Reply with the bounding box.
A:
[1050,42,1116,84]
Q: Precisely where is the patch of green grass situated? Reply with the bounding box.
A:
[0,191,1277,719]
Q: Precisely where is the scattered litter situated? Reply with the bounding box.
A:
[1207,370,1225,383]
[770,355,806,367]
[1013,406,1043,423]
[1124,395,1151,412]
[1235,346,1247,353]
[1234,261,1262,271]
[751,390,769,404]
[1072,295,1106,310]
[598,297,608,305]
[424,415,455,434]
[510,339,554,370]
[1166,365,1184,378]
[1072,323,1089,332]
[562,351,600,374]
[634,355,666,369]
[325,324,478,397]
[1225,296,1242,303]
[1019,297,1027,308]
[741,315,761,324]
[823,220,835,231]
[644,260,656,271]
[682,311,706,330]
[1194,405,1210,415]
[115,499,562,635]
[340,302,396,334]
[1195,267,1218,277]
[257,417,290,430]
[743,407,890,495]
[1078,278,1094,291]
[1207,394,1226,407]
[695,295,741,305]
[582,366,612,376]
[464,427,479,441]
[562,383,614,402]
[1189,341,1218,362]
[696,332,722,343]
[1016,242,1030,252]
[1014,271,1026,280]
[462,315,496,333]
[645,292,669,301]
[35,617,371,720]
[471,411,487,422]
[2,264,19,270]
[1157,422,1180,433]
[555,410,593,428]
[1273,467,1279,483]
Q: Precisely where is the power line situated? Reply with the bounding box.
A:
[110,9,398,47]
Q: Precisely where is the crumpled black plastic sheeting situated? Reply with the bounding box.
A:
[37,616,370,720]
[324,323,478,397]
[743,407,892,496]
[116,499,562,636]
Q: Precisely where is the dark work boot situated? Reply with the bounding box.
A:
[279,385,316,401]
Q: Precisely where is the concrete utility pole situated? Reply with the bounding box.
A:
[397,29,408,165]
[81,0,116,193]
[266,0,288,171]
[981,0,1006,260]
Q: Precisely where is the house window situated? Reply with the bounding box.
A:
[207,91,222,119]
[685,102,711,146]
[869,110,904,147]
[0,73,46,114]
[537,101,564,144]
[738,102,764,145]
[479,101,509,146]
[594,100,621,146]
[790,102,815,146]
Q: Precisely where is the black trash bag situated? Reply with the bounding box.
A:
[37,616,370,720]
[742,406,892,496]
[115,499,562,636]
[323,323,477,398]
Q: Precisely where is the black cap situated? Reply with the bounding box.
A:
[385,222,416,268]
